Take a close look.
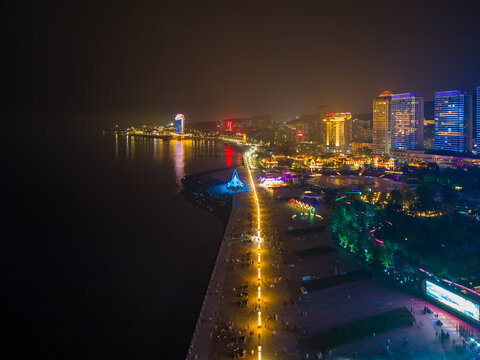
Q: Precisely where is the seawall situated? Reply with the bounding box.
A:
[184,193,243,359]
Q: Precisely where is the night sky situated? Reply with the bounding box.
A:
[7,0,480,127]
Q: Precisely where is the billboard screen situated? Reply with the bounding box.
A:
[425,281,479,322]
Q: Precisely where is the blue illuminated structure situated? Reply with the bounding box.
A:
[434,90,472,152]
[477,86,480,151]
[206,168,247,198]
[175,114,185,135]
[390,93,424,150]
[425,281,479,322]
[227,169,245,190]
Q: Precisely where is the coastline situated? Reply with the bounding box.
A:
[183,190,243,359]
[181,166,243,359]
[181,167,234,223]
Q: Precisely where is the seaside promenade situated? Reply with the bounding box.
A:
[185,151,298,359]
[185,191,243,359]
[185,150,258,359]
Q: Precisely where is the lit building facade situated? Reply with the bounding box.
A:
[434,90,472,152]
[390,93,424,150]
[323,112,352,149]
[372,91,393,154]
[175,113,185,134]
[477,86,480,151]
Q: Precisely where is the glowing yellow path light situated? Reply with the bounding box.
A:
[246,149,263,360]
[246,150,261,234]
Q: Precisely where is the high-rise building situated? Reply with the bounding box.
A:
[372,91,393,154]
[390,93,424,150]
[175,113,185,134]
[434,90,472,152]
[477,86,480,151]
[323,112,352,149]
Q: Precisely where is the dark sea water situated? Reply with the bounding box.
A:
[4,134,242,359]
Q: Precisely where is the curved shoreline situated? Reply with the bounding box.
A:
[183,191,242,359]
[181,167,234,223]
[181,166,242,359]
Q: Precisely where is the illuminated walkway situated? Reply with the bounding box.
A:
[185,154,266,360]
[186,149,301,360]
[245,149,263,360]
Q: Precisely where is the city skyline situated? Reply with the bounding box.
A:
[107,84,480,132]
[126,86,480,158]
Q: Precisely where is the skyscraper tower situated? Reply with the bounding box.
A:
[323,112,352,149]
[175,114,185,134]
[477,86,480,151]
[372,91,393,154]
[390,93,424,150]
[434,90,472,152]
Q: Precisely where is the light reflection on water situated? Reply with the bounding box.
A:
[125,134,136,160]
[101,135,242,357]
[173,140,185,188]
[18,134,245,358]
[153,137,158,162]
[115,134,119,162]
[114,136,243,191]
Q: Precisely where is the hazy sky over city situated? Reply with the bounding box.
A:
[7,0,480,128]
